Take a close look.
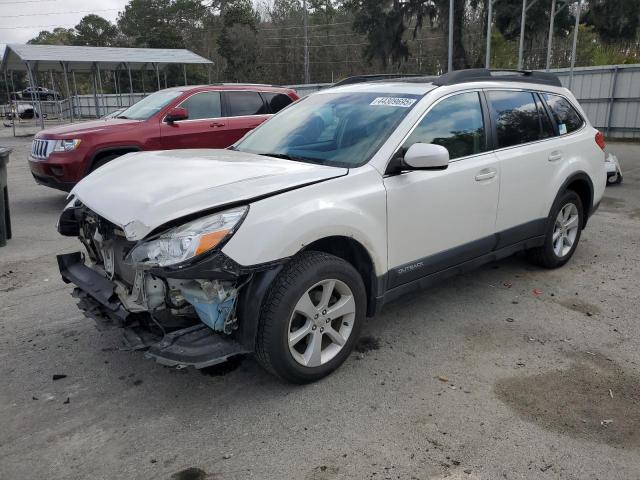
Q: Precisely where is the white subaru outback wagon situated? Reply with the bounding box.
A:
[57,69,606,383]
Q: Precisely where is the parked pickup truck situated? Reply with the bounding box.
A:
[29,84,298,191]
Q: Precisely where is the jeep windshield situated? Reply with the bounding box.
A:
[234,91,421,167]
[117,90,183,120]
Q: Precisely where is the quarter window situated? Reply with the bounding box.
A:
[542,93,584,134]
[262,92,294,113]
[403,92,487,160]
[226,91,268,116]
[488,91,551,148]
[179,91,221,120]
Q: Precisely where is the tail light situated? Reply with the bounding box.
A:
[595,131,606,151]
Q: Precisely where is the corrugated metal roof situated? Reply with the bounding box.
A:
[2,44,213,72]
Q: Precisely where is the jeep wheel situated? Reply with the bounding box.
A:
[256,251,366,383]
[90,155,119,173]
[528,190,583,268]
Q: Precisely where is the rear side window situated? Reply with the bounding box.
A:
[488,91,551,148]
[542,93,584,134]
[179,91,221,120]
[225,91,268,116]
[403,91,487,160]
[262,92,294,113]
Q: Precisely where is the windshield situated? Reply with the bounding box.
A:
[234,91,421,167]
[117,90,183,120]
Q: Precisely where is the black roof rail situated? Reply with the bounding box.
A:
[432,68,562,87]
[333,73,425,87]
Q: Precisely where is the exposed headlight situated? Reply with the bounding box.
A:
[126,206,248,267]
[54,139,81,152]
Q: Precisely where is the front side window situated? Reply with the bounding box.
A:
[179,91,221,120]
[235,92,421,168]
[542,93,584,134]
[488,90,550,148]
[226,91,268,117]
[117,90,183,120]
[402,92,486,160]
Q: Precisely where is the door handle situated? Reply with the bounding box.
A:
[475,169,497,181]
[548,151,563,162]
[210,122,226,128]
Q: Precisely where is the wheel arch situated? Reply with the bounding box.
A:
[559,171,594,228]
[86,145,143,174]
[302,236,379,317]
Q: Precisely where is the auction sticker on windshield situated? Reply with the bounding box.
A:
[370,97,417,108]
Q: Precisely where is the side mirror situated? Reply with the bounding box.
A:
[403,143,449,170]
[165,107,188,123]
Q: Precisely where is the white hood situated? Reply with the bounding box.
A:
[70,149,347,240]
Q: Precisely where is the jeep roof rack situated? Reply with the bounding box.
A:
[431,68,562,87]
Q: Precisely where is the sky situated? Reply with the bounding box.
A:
[0,0,130,55]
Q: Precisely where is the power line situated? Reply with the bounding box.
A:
[0,0,59,4]
[258,21,352,31]
[2,8,119,18]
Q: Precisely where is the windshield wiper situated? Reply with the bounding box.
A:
[258,152,294,160]
[116,115,129,119]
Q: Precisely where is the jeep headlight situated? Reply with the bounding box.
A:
[127,206,248,267]
[54,139,82,152]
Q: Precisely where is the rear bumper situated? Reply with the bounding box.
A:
[57,252,249,368]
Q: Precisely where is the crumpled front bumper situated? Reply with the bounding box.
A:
[57,252,250,368]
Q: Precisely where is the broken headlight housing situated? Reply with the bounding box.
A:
[126,206,248,267]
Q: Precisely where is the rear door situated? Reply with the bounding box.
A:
[486,89,562,244]
[160,91,230,149]
[222,91,271,143]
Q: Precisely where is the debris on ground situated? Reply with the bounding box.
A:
[506,318,515,323]
[532,288,543,296]
[437,376,449,383]
[609,389,614,399]
[52,374,67,381]
[63,397,70,404]
[601,419,613,426]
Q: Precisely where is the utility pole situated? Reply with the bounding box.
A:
[485,0,494,69]
[303,0,310,84]
[517,0,527,69]
[448,0,454,72]
[546,0,557,71]
[518,0,540,70]
[569,0,582,89]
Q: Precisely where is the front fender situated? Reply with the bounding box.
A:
[222,166,388,276]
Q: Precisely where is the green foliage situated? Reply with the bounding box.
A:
[73,15,119,47]
[217,0,260,81]
[584,0,640,42]
[28,28,75,45]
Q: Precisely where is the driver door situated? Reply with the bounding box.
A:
[160,91,230,149]
[383,91,500,288]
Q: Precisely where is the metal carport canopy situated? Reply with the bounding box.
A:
[1,44,213,72]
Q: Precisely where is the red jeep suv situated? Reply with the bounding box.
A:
[29,84,299,191]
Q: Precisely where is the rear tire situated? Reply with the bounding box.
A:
[527,190,584,269]
[255,251,366,383]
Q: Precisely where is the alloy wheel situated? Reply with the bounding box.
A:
[552,203,579,258]
[287,279,356,367]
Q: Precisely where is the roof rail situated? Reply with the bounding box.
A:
[432,68,562,87]
[333,73,425,87]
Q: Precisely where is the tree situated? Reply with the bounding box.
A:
[584,0,640,42]
[73,15,119,47]
[217,0,260,80]
[118,0,187,48]
[28,27,75,45]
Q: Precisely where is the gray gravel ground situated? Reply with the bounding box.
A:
[1,126,639,480]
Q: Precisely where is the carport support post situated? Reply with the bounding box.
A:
[3,68,15,136]
[154,63,161,91]
[545,0,557,71]
[50,70,63,121]
[26,62,44,129]
[96,63,105,115]
[183,64,187,86]
[517,0,527,70]
[485,0,494,68]
[72,71,78,118]
[141,65,146,95]
[61,62,74,123]
[126,63,133,105]
[163,69,167,89]
[91,65,101,118]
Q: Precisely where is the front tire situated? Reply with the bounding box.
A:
[527,190,584,268]
[256,251,366,383]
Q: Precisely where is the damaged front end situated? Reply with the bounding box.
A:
[57,201,279,369]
